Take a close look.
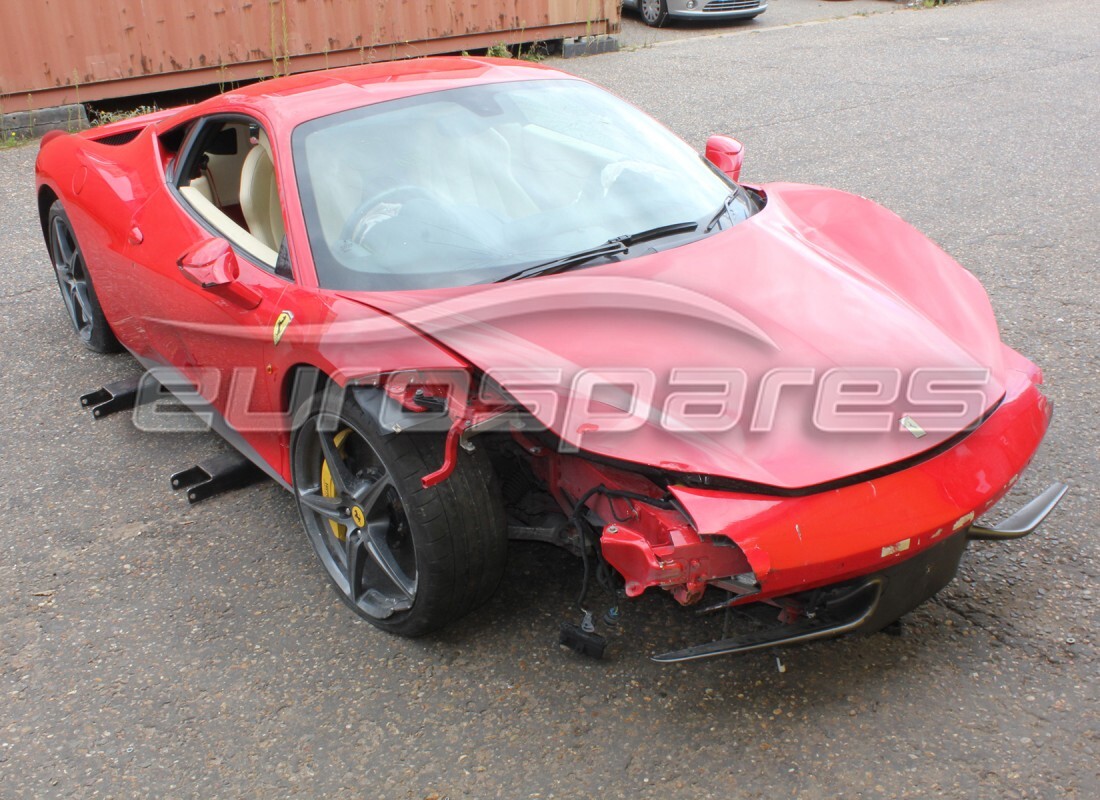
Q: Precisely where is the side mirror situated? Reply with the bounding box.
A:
[705,135,745,183]
[178,238,260,309]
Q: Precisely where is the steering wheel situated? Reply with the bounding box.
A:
[339,185,438,245]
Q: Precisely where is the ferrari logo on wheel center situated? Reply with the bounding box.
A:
[350,505,366,528]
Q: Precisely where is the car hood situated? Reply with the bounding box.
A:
[341,183,1006,489]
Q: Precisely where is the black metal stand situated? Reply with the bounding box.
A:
[79,377,144,418]
[170,451,268,504]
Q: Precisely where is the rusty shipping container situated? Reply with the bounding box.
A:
[0,0,619,110]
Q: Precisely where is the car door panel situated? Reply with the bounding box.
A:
[126,178,290,469]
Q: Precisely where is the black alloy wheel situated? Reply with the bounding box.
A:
[291,392,508,636]
[47,201,121,353]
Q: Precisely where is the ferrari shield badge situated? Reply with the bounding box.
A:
[273,311,293,346]
[900,415,926,439]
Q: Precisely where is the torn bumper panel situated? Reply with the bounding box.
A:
[652,529,965,663]
[652,478,1066,663]
[665,367,1054,604]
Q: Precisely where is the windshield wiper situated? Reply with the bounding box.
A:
[497,221,699,282]
[705,193,738,232]
[612,220,700,247]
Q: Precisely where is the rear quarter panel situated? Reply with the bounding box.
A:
[36,126,170,349]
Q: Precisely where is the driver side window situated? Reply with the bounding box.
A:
[177,118,287,271]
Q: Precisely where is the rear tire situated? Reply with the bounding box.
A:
[291,391,508,637]
[47,201,121,353]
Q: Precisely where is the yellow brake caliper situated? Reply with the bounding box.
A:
[320,428,354,542]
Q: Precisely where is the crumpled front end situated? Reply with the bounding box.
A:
[670,356,1051,601]
[546,346,1061,658]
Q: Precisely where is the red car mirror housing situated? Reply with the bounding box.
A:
[705,135,745,183]
[177,238,261,309]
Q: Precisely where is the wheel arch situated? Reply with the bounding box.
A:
[37,185,60,245]
[281,362,335,416]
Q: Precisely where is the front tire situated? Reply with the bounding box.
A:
[291,391,508,637]
[47,201,120,353]
[640,0,670,27]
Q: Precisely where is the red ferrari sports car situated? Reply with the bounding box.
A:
[36,57,1065,661]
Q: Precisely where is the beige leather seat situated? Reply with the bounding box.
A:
[240,131,285,251]
[415,123,537,219]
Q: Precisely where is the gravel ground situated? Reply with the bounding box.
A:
[1,0,1097,797]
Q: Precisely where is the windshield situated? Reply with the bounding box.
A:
[293,78,757,291]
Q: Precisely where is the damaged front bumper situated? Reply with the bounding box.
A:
[590,365,1065,660]
[652,482,1067,662]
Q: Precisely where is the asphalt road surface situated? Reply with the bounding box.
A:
[1,0,1096,797]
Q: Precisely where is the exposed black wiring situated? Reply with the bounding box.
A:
[575,516,596,608]
[608,494,637,523]
[564,486,603,610]
[601,487,676,510]
[565,485,679,611]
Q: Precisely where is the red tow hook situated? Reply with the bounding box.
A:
[421,415,467,488]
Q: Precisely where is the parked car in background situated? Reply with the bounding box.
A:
[623,0,768,27]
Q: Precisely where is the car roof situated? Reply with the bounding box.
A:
[188,57,567,129]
